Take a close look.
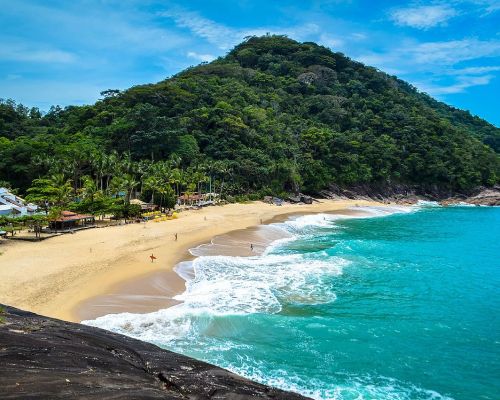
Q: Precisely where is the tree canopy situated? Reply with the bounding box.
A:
[1,35,499,197]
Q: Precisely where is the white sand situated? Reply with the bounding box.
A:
[0,200,384,322]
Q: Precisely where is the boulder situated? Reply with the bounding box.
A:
[0,305,310,399]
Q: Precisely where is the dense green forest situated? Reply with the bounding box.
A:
[1,35,499,204]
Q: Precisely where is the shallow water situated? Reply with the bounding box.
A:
[84,204,500,399]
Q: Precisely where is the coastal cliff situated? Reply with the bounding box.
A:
[0,305,309,399]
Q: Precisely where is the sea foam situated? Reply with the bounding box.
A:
[84,205,412,340]
[84,250,346,346]
[83,204,434,399]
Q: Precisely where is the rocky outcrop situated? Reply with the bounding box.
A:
[464,188,500,206]
[319,183,500,206]
[0,305,309,399]
[319,183,429,204]
[441,186,500,206]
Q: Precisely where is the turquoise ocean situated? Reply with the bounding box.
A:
[85,204,500,399]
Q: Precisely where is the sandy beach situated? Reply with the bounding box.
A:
[0,200,384,322]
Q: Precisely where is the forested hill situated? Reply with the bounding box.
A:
[1,35,499,196]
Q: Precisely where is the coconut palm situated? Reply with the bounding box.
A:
[26,173,73,211]
[110,173,138,204]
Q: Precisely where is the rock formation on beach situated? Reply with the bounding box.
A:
[319,183,500,206]
[0,305,309,399]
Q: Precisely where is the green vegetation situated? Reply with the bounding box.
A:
[0,214,48,238]
[1,35,499,202]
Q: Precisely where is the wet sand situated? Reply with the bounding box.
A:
[0,200,385,322]
[76,207,372,321]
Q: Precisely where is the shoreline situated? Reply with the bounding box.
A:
[0,200,387,322]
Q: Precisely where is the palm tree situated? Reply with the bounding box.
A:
[213,161,232,200]
[110,174,138,205]
[200,160,216,201]
[169,168,182,197]
[25,174,73,212]
[169,153,182,169]
[78,175,99,207]
[103,151,119,193]
[49,174,73,207]
[90,151,107,191]
[32,154,56,178]
[144,175,160,204]
[136,159,152,195]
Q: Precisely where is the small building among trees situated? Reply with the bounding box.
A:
[129,199,156,211]
[49,211,95,231]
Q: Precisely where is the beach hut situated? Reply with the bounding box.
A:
[49,211,95,231]
[130,199,156,211]
[178,193,203,206]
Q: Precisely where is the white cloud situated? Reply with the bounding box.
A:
[187,51,216,62]
[0,44,76,63]
[458,0,500,14]
[354,38,500,97]
[6,73,21,80]
[318,33,344,49]
[161,8,236,49]
[448,65,500,74]
[351,32,367,41]
[418,74,496,95]
[354,52,404,74]
[1,2,189,56]
[161,8,321,50]
[357,40,500,70]
[409,39,500,64]
[390,5,458,29]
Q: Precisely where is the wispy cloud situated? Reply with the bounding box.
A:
[448,65,500,74]
[390,5,458,29]
[351,32,367,41]
[1,0,498,123]
[460,0,500,15]
[161,7,321,50]
[355,37,500,97]
[187,51,216,62]
[161,8,236,49]
[358,39,500,69]
[409,39,500,64]
[0,44,76,63]
[418,74,496,95]
[6,73,21,80]
[318,33,344,49]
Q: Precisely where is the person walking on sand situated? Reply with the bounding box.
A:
[250,243,254,251]
[174,233,178,241]
[150,254,157,263]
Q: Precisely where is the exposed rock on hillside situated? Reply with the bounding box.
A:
[441,186,500,206]
[319,183,500,206]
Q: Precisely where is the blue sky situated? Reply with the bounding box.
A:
[1,0,499,126]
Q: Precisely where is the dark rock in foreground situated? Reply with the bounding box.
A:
[0,305,309,399]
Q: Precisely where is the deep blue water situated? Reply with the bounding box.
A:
[86,205,500,399]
